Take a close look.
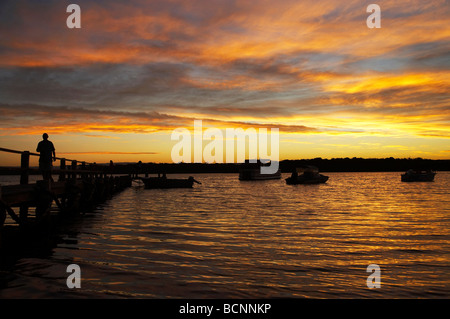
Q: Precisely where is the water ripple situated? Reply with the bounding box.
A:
[1,172,449,298]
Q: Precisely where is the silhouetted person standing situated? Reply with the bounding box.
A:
[36,133,56,181]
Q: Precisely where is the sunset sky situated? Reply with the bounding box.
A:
[0,0,449,166]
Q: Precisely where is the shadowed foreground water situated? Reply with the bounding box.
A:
[1,172,449,298]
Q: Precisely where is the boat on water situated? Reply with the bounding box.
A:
[401,169,436,182]
[285,166,329,185]
[238,160,281,180]
[140,175,201,189]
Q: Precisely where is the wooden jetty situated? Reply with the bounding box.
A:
[0,147,132,248]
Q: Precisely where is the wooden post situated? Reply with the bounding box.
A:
[0,186,4,246]
[81,161,86,180]
[20,151,30,185]
[59,158,66,181]
[71,160,77,179]
[19,151,31,224]
[35,179,52,221]
[19,205,28,224]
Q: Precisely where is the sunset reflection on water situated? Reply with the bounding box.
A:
[1,172,449,298]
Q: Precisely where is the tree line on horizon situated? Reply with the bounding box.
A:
[1,157,449,175]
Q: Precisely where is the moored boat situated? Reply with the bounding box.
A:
[401,169,436,182]
[285,166,329,185]
[140,175,201,189]
[238,160,281,180]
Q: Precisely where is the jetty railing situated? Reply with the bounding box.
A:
[0,147,111,184]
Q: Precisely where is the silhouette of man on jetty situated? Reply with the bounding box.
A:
[36,133,56,181]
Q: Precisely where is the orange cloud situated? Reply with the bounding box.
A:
[2,0,449,68]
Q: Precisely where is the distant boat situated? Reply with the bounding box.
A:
[401,169,436,182]
[285,166,329,185]
[238,160,281,180]
[140,175,201,189]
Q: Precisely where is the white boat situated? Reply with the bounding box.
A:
[238,160,281,180]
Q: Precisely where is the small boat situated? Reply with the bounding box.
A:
[239,160,281,180]
[401,169,436,182]
[140,175,201,189]
[285,166,329,185]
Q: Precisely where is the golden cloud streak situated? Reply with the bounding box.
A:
[325,72,450,94]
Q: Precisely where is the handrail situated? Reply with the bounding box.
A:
[1,146,111,185]
[0,147,94,165]
[0,147,30,155]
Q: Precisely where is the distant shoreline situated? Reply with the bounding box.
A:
[1,158,449,175]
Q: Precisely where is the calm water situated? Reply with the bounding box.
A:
[0,172,449,298]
